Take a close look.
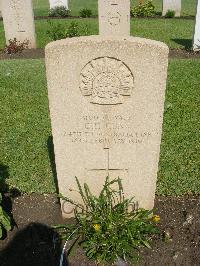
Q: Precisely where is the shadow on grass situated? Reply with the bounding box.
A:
[47,136,59,194]
[0,223,68,266]
[172,38,192,50]
[0,164,9,193]
[0,163,21,197]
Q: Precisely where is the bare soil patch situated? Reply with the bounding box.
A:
[1,48,200,61]
[169,49,200,59]
[0,194,199,265]
[0,49,45,60]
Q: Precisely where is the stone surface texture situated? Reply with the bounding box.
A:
[45,36,169,218]
[193,0,200,51]
[0,0,2,18]
[49,0,68,9]
[162,0,181,17]
[2,0,36,48]
[98,0,130,36]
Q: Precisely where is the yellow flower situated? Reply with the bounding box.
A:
[93,224,101,232]
[152,215,160,223]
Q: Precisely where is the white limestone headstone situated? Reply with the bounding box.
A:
[45,36,169,218]
[49,0,69,9]
[0,0,2,18]
[162,0,181,17]
[98,0,130,36]
[193,0,200,51]
[2,0,36,48]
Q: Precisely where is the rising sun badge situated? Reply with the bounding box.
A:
[80,57,134,105]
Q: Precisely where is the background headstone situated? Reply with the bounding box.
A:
[49,0,68,9]
[162,0,181,17]
[46,36,169,218]
[2,0,36,48]
[98,0,130,36]
[0,0,2,18]
[193,0,200,51]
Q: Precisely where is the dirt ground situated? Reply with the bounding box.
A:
[0,49,45,60]
[0,194,199,266]
[0,16,195,23]
[1,48,200,61]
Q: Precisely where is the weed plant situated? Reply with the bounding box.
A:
[79,8,93,18]
[165,10,175,18]
[47,20,91,41]
[55,177,159,264]
[0,193,11,238]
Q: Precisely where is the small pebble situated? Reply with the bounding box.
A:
[183,214,194,226]
[115,257,127,266]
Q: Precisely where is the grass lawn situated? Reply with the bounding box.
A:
[33,0,49,16]
[0,58,199,195]
[0,59,54,193]
[32,0,197,17]
[158,59,200,196]
[0,18,195,49]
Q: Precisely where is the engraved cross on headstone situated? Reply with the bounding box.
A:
[87,148,128,177]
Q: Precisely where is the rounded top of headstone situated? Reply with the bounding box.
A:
[45,36,169,54]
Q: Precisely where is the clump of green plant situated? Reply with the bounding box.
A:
[47,21,67,41]
[49,6,70,17]
[79,8,93,18]
[47,20,91,41]
[55,177,159,265]
[3,38,29,54]
[131,0,155,17]
[66,21,80,38]
[0,193,11,238]
[165,9,175,18]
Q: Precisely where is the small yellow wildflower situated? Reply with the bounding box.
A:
[93,224,101,232]
[152,215,161,223]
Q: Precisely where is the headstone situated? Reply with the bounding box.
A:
[45,36,169,218]
[162,0,181,17]
[193,0,200,51]
[98,0,130,36]
[2,0,36,48]
[0,0,2,18]
[49,0,68,10]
